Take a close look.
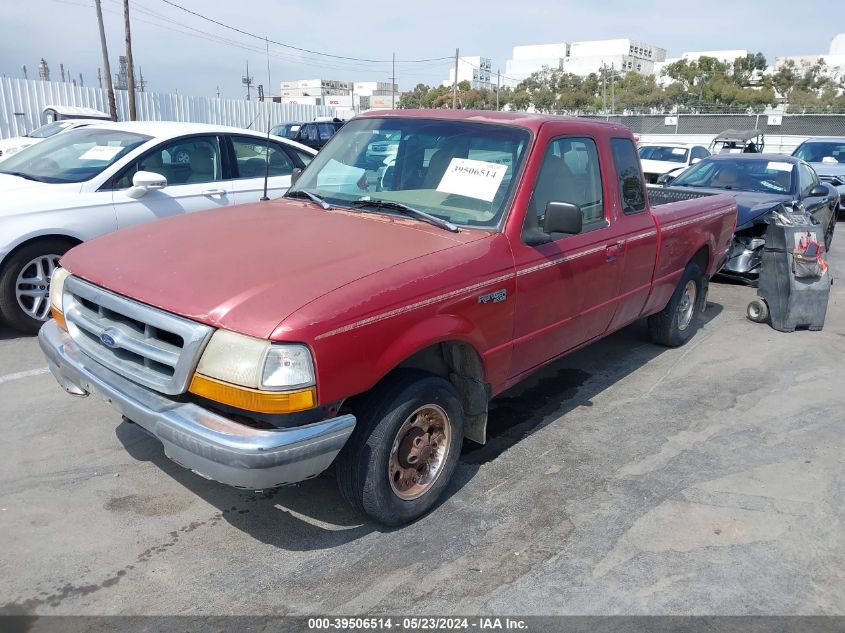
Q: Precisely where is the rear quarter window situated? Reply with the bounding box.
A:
[611,138,646,214]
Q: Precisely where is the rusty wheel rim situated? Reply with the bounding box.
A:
[388,404,451,501]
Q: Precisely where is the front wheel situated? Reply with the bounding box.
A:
[335,371,464,526]
[648,262,706,347]
[0,239,73,334]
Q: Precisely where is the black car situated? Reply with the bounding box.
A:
[270,122,305,140]
[290,119,344,151]
[661,154,839,281]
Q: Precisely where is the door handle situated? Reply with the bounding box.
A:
[606,243,622,261]
[202,188,226,196]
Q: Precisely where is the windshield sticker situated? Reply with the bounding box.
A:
[436,158,508,202]
[671,148,686,155]
[79,145,124,161]
[767,161,793,172]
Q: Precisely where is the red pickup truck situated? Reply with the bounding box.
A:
[40,110,736,525]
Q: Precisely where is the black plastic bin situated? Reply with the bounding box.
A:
[751,212,832,332]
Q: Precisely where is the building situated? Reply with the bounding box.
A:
[772,34,845,84]
[279,79,398,110]
[503,39,666,85]
[279,78,351,99]
[653,49,751,86]
[441,56,493,90]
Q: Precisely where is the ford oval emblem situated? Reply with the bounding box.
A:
[100,330,118,348]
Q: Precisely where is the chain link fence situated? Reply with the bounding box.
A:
[577,113,845,137]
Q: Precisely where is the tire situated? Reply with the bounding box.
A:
[335,370,464,526]
[746,298,769,323]
[0,238,74,334]
[648,262,706,347]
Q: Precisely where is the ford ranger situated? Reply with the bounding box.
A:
[40,110,737,526]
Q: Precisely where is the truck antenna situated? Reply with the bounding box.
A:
[261,36,272,202]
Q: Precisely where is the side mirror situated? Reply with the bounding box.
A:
[291,168,303,186]
[657,173,675,186]
[809,184,828,197]
[126,170,166,199]
[543,201,582,235]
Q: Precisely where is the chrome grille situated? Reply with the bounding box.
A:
[63,276,213,395]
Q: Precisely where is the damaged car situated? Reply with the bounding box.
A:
[792,137,845,218]
[660,154,839,282]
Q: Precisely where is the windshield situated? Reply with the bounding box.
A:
[289,117,530,228]
[0,128,149,183]
[672,157,794,194]
[271,123,301,140]
[639,145,688,163]
[793,141,845,165]
[27,121,77,138]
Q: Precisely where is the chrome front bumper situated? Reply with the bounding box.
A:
[39,320,356,490]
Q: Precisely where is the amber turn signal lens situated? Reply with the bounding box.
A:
[188,373,316,414]
[51,307,67,331]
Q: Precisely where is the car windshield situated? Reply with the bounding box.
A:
[672,157,794,194]
[288,117,530,228]
[793,141,845,165]
[0,128,149,183]
[272,123,301,139]
[639,145,688,163]
[27,120,77,138]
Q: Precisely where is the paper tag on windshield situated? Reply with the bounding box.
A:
[767,161,793,172]
[671,148,686,155]
[79,145,124,161]
[436,158,507,202]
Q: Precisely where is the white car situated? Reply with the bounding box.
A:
[0,121,316,333]
[638,143,711,184]
[0,119,101,161]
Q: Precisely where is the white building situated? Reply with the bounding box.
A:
[653,49,751,86]
[442,56,493,90]
[503,39,666,85]
[772,34,845,84]
[279,79,397,110]
[279,79,351,99]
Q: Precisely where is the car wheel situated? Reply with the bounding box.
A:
[335,370,464,526]
[648,262,706,347]
[0,239,73,334]
[173,148,191,164]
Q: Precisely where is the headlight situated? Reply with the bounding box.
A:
[190,330,316,414]
[49,267,70,312]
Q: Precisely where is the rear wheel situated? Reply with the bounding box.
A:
[0,239,74,334]
[335,370,464,526]
[648,262,706,347]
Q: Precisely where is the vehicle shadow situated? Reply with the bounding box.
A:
[115,301,723,550]
[0,325,25,341]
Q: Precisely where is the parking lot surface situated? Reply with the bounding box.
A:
[1,239,843,616]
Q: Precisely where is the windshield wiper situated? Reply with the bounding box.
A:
[350,198,459,233]
[283,189,331,210]
[0,171,44,182]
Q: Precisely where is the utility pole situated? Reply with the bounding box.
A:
[94,1,116,119]
[79,72,84,87]
[496,69,500,110]
[60,64,66,82]
[452,48,459,109]
[216,85,220,99]
[242,61,253,100]
[391,52,396,109]
[22,65,28,80]
[123,0,137,120]
[610,62,615,116]
[601,63,607,114]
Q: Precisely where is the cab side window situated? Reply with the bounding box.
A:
[527,136,605,237]
[691,146,710,161]
[799,163,818,196]
[611,138,646,214]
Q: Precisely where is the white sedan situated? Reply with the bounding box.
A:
[0,119,102,161]
[0,121,316,333]
[638,142,711,184]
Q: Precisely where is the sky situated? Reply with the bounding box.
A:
[0,0,841,99]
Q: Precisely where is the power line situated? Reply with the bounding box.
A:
[158,0,452,64]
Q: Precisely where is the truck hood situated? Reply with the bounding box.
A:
[61,200,484,339]
[640,158,687,175]
[669,186,792,229]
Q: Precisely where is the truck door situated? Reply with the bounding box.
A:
[509,134,624,377]
[606,137,660,331]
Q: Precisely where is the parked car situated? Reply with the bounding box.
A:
[40,110,736,526]
[0,121,316,333]
[270,122,304,140]
[792,137,845,217]
[0,119,101,161]
[660,154,839,281]
[638,142,710,183]
[292,119,344,150]
[711,129,764,154]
